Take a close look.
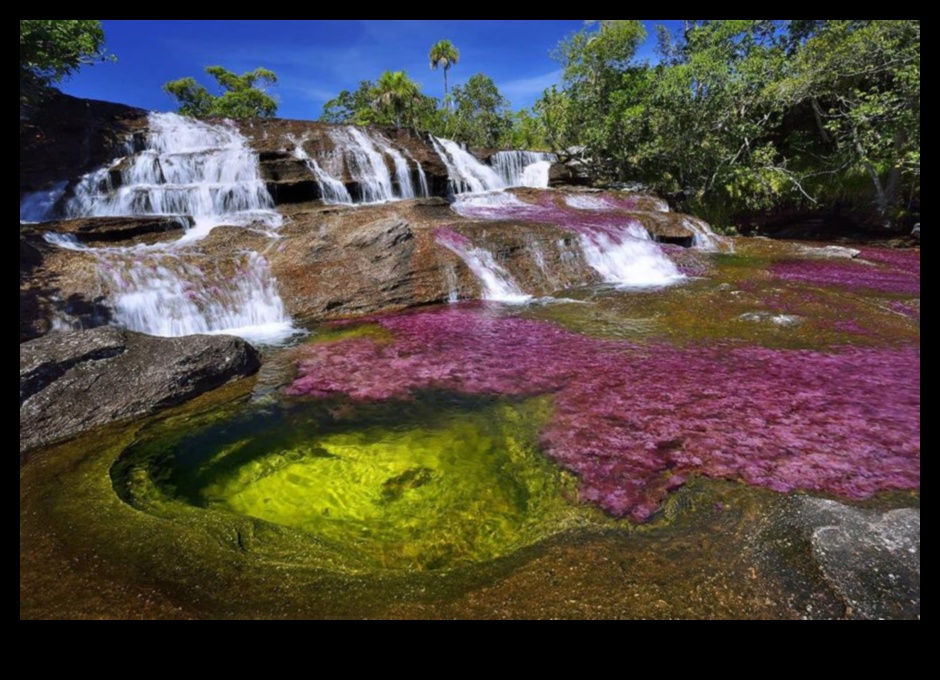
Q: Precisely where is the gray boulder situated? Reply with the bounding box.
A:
[797,498,920,619]
[20,327,260,453]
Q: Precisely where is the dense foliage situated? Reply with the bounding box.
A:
[20,20,111,95]
[538,20,920,227]
[321,70,517,149]
[164,66,279,118]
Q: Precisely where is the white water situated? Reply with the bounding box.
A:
[451,190,532,218]
[309,126,424,204]
[436,232,530,303]
[30,113,296,344]
[682,216,732,252]
[431,137,505,194]
[290,137,353,205]
[59,113,283,230]
[490,151,556,188]
[321,126,423,204]
[521,161,552,188]
[579,224,684,287]
[415,161,430,198]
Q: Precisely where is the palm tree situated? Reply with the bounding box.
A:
[373,70,421,130]
[429,39,459,108]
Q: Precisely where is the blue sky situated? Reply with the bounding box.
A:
[61,20,680,120]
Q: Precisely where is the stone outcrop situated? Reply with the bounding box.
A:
[20,90,147,197]
[20,327,260,453]
[23,215,192,246]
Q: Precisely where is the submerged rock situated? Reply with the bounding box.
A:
[800,244,861,259]
[738,311,803,327]
[20,327,260,453]
[796,498,920,619]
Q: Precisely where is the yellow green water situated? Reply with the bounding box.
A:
[113,394,586,571]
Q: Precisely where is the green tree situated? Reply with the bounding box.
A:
[429,39,460,107]
[546,20,648,178]
[20,20,112,94]
[321,80,378,125]
[373,70,422,130]
[164,66,278,118]
[449,73,513,148]
[320,77,441,132]
[774,20,920,226]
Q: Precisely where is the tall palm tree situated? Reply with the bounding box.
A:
[373,70,420,130]
[429,39,459,108]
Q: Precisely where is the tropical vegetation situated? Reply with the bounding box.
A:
[20,20,112,97]
[164,66,279,118]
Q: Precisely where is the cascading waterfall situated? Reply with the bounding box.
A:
[430,137,505,194]
[98,246,288,339]
[59,113,283,233]
[445,190,686,292]
[289,137,353,205]
[323,126,424,204]
[577,223,684,287]
[435,229,530,304]
[24,112,296,344]
[490,150,556,188]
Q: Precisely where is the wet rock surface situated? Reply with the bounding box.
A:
[20,91,147,196]
[20,327,260,454]
[23,215,192,246]
[794,498,920,619]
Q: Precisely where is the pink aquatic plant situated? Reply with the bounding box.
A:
[771,248,920,295]
[288,306,920,520]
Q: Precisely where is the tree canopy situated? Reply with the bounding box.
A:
[164,66,279,118]
[373,70,423,130]
[535,19,920,227]
[20,20,112,94]
[449,73,513,148]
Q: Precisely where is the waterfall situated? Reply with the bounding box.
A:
[377,137,416,200]
[435,229,530,303]
[28,113,296,344]
[682,216,732,252]
[577,223,684,287]
[290,138,353,205]
[430,137,505,194]
[326,126,395,203]
[314,126,422,204]
[416,161,430,198]
[490,151,556,188]
[20,181,67,222]
[58,112,283,230]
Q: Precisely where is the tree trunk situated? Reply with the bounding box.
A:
[444,68,450,111]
